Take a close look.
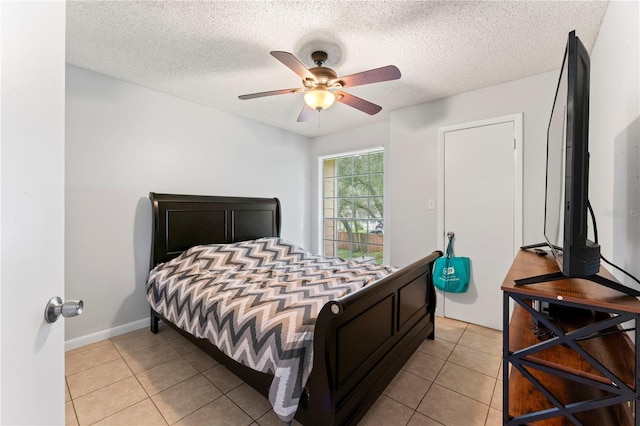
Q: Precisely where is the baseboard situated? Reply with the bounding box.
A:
[65,318,148,351]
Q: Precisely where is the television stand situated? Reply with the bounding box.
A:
[502,250,640,425]
[516,245,640,297]
[515,271,640,297]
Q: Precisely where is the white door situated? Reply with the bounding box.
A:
[1,2,66,424]
[437,114,522,331]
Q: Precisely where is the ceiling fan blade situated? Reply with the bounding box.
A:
[270,51,317,82]
[238,88,302,100]
[336,65,401,88]
[297,103,316,122]
[334,90,382,115]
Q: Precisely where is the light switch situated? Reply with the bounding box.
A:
[428,199,436,210]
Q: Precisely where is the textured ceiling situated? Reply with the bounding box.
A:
[66,1,608,138]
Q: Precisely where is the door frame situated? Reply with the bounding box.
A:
[436,113,524,314]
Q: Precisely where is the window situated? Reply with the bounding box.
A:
[322,149,384,263]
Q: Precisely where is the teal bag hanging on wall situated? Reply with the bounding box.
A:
[433,233,470,293]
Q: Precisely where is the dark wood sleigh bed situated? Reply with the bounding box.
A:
[148,192,441,425]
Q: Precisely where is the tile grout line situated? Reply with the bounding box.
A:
[416,323,500,424]
[68,321,502,426]
[123,345,241,425]
[80,350,140,426]
[131,352,196,425]
[71,340,183,426]
[384,322,476,424]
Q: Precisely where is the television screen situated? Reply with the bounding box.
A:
[544,60,567,257]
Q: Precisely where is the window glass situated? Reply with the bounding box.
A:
[322,149,384,264]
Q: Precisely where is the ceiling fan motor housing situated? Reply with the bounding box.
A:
[311,51,328,66]
[307,67,338,85]
[307,51,341,87]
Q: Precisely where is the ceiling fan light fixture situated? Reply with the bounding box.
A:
[304,89,335,111]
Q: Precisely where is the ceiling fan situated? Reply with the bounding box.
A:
[238,51,401,122]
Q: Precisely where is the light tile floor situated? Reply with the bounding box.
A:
[66,317,503,426]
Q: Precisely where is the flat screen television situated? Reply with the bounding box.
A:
[517,31,640,296]
[544,30,600,276]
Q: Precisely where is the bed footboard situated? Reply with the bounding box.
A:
[297,251,441,425]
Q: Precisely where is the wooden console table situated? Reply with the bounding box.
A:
[502,250,640,425]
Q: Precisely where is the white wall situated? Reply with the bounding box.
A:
[388,72,558,267]
[65,66,310,343]
[589,0,639,286]
[310,72,556,269]
[309,1,638,296]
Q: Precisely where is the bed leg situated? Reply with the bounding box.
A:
[428,313,436,340]
[150,309,159,334]
[428,278,437,340]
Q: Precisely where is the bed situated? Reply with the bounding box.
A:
[147,192,441,425]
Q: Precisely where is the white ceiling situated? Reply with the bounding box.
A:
[66,1,608,138]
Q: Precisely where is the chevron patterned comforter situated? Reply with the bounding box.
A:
[146,237,397,422]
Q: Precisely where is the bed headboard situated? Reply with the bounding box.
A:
[149,192,281,268]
